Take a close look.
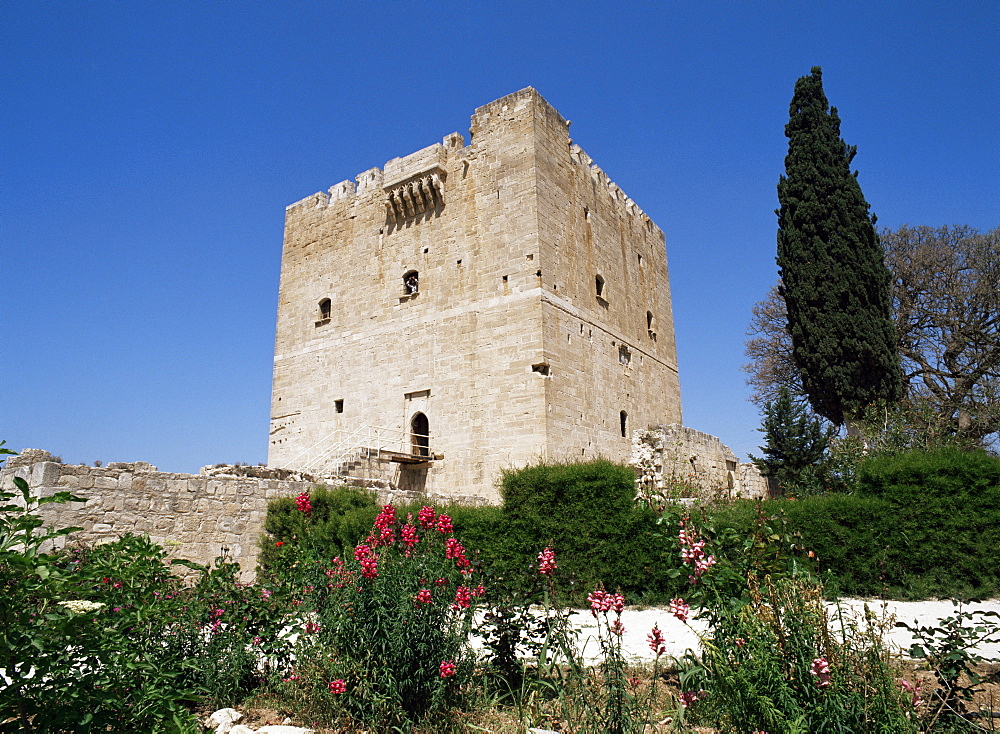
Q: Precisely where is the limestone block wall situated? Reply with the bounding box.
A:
[1,461,312,583]
[1,459,494,581]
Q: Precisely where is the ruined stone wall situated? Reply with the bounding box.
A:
[1,460,493,581]
[270,88,681,500]
[634,425,767,500]
[1,461,311,582]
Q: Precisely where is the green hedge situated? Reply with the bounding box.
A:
[710,448,1000,600]
[258,450,1000,603]
[490,459,684,604]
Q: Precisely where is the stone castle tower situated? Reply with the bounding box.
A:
[269,88,681,502]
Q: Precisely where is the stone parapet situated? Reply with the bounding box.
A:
[1,459,495,582]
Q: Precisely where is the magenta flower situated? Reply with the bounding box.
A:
[647,624,666,656]
[669,597,690,622]
[414,588,432,605]
[329,679,346,694]
[401,523,419,549]
[810,656,831,687]
[587,587,625,616]
[439,660,457,678]
[417,505,437,529]
[452,585,472,610]
[436,514,454,534]
[537,546,557,576]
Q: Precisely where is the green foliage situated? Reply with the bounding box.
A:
[776,66,902,425]
[856,447,1000,599]
[899,603,1000,730]
[0,444,292,732]
[667,510,918,733]
[0,463,202,731]
[258,483,378,583]
[495,459,682,605]
[267,502,481,730]
[750,386,836,494]
[707,449,1000,599]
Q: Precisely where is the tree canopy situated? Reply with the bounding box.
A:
[747,224,1000,449]
[775,66,902,427]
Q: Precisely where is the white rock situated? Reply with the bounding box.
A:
[228,727,255,734]
[206,708,242,734]
[255,727,315,734]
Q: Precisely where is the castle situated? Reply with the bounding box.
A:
[268,88,682,502]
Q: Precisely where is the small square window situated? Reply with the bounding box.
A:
[335,399,344,414]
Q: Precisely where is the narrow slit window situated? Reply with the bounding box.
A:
[595,274,605,298]
[335,399,344,414]
[620,411,628,438]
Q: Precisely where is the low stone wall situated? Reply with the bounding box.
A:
[0,459,493,583]
[1,461,314,583]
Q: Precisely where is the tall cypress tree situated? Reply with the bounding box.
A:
[776,66,902,427]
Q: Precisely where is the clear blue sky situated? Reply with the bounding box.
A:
[3,1,997,473]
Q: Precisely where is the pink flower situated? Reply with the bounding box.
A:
[610,619,625,636]
[472,583,486,597]
[899,678,924,708]
[329,679,346,694]
[669,598,690,622]
[439,660,457,678]
[401,523,419,549]
[436,514,454,534]
[810,656,831,687]
[417,506,437,529]
[371,505,396,546]
[537,546,557,576]
[295,492,312,515]
[414,589,432,605]
[452,585,472,610]
[587,587,626,616]
[445,537,471,569]
[678,689,704,707]
[647,624,666,656]
[360,555,379,579]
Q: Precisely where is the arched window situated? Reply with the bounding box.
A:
[403,270,419,295]
[620,410,628,438]
[319,298,332,320]
[410,412,429,457]
[595,274,605,298]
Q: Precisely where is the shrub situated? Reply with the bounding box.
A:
[494,459,683,604]
[258,484,378,583]
[270,503,482,730]
[856,447,1000,599]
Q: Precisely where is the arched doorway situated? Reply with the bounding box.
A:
[410,412,430,457]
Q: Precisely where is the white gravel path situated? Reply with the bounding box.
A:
[471,599,1000,666]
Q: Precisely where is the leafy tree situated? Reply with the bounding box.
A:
[749,387,835,493]
[885,225,1000,446]
[776,66,902,430]
[746,225,1000,448]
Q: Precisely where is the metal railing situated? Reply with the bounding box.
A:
[283,425,430,477]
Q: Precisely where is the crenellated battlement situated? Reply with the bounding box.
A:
[286,89,655,236]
